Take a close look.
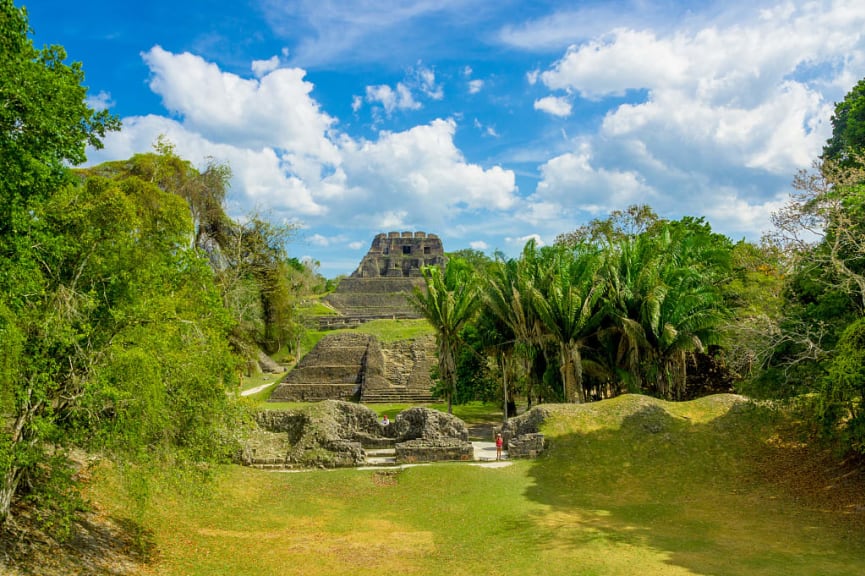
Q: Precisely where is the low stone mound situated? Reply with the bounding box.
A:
[500,406,551,459]
[239,401,473,469]
[241,401,383,469]
[499,394,754,459]
[501,406,553,438]
[392,407,469,442]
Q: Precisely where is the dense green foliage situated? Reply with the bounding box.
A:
[408,258,480,412]
[0,2,255,528]
[820,318,865,453]
[0,162,246,528]
[82,144,325,364]
[747,81,865,453]
[425,209,734,410]
[823,77,865,166]
[420,78,865,460]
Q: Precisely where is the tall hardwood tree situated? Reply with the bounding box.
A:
[1,0,117,523]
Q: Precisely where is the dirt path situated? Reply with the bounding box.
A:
[240,382,273,397]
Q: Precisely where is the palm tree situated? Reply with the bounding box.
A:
[627,223,731,399]
[531,245,607,403]
[483,241,557,408]
[600,234,657,393]
[408,260,479,413]
[646,267,728,399]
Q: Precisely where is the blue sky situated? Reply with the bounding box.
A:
[25,0,865,277]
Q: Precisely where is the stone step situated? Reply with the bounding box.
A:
[364,447,397,466]
[364,448,397,456]
[365,456,397,466]
[362,393,437,403]
[362,390,433,397]
[286,365,363,381]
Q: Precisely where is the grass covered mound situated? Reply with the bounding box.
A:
[5,394,865,575]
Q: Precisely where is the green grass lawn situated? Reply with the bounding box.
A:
[350,318,434,342]
[299,318,434,355]
[91,394,865,575]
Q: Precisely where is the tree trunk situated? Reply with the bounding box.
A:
[0,464,22,524]
[558,346,571,402]
[573,346,584,403]
[501,354,509,424]
[559,343,583,403]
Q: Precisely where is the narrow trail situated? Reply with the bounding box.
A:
[240,382,274,397]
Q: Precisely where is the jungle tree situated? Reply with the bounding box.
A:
[409,259,479,413]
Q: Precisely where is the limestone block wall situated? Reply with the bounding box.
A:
[352,231,447,279]
[507,432,545,459]
[395,438,473,463]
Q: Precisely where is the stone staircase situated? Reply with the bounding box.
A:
[323,277,423,322]
[361,388,438,404]
[363,446,397,466]
[270,330,438,405]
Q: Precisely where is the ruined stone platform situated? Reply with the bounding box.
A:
[268,333,437,404]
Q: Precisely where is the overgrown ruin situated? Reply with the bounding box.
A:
[271,231,446,405]
[240,401,473,469]
[350,231,447,279]
[321,231,447,327]
[269,332,437,403]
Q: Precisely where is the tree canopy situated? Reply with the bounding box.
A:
[0,2,246,528]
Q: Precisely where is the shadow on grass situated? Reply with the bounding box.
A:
[0,505,156,576]
[520,401,865,576]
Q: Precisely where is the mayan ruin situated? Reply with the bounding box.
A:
[350,231,447,279]
[271,231,446,404]
[322,231,448,327]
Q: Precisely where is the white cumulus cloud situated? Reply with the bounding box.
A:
[529,0,865,240]
[534,95,572,117]
[90,48,517,252]
[337,118,518,228]
[251,55,280,77]
[365,83,420,115]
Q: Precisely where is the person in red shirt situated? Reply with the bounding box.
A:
[495,433,503,460]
